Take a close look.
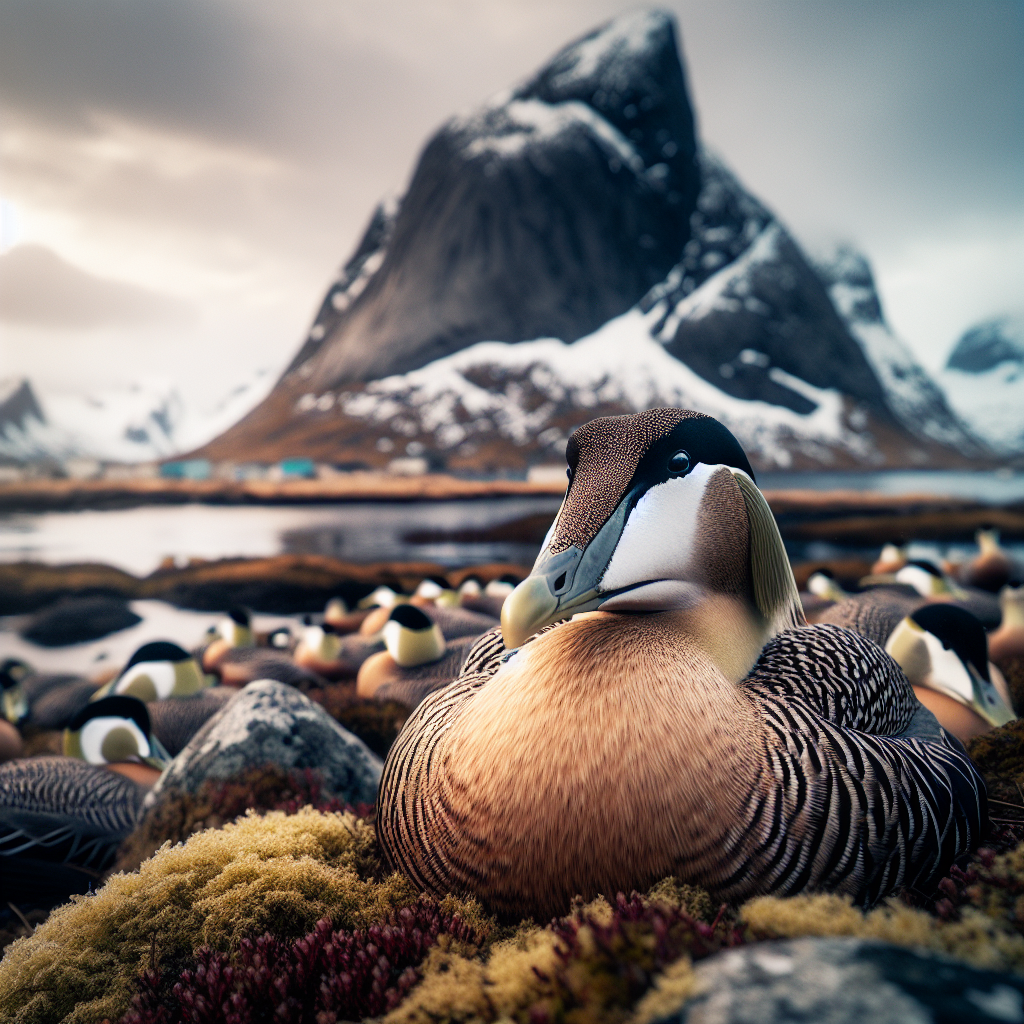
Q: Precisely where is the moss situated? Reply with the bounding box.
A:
[386,884,732,1024]
[112,764,377,875]
[0,809,421,1024]
[742,891,1024,973]
[966,720,1024,811]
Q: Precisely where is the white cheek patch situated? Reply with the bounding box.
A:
[599,464,714,594]
[79,716,151,764]
[116,661,176,699]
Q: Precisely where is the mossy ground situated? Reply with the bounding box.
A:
[5,726,1024,1023]
[6,798,1024,1024]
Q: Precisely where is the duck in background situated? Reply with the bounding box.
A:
[63,694,171,789]
[200,607,255,671]
[949,529,1015,593]
[871,543,908,576]
[92,641,209,702]
[860,559,1001,629]
[357,605,447,699]
[884,604,1016,741]
[0,662,26,761]
[323,596,372,634]
[989,585,1024,713]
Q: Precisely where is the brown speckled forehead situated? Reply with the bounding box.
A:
[548,409,707,554]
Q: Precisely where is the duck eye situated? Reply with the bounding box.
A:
[667,450,691,475]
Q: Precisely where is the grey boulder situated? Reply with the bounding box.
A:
[145,679,382,808]
[662,938,1024,1024]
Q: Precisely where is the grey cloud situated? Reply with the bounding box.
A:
[0,244,194,328]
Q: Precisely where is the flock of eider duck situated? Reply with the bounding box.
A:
[2,408,1024,925]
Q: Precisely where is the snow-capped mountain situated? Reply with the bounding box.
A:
[815,246,981,453]
[193,9,991,473]
[939,315,1024,456]
[0,371,276,466]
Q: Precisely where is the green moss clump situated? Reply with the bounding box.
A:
[0,809,422,1024]
[967,720,1024,809]
[741,889,1024,974]
[112,764,377,875]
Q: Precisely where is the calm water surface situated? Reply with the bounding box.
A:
[1,471,1022,576]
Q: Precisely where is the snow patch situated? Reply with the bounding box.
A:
[335,303,872,470]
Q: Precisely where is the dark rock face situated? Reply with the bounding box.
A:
[670,938,1024,1024]
[20,596,141,647]
[947,318,1024,374]
[817,245,984,455]
[146,679,382,807]
[296,10,700,391]
[0,379,45,437]
[645,154,888,416]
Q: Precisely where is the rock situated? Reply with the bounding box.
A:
[662,938,1024,1024]
[146,679,382,807]
[146,687,238,757]
[20,596,141,646]
[288,10,699,391]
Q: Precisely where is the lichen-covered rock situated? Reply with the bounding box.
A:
[661,938,1024,1024]
[145,679,382,808]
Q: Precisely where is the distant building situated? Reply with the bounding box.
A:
[63,458,102,480]
[268,458,316,481]
[160,459,212,481]
[387,457,429,476]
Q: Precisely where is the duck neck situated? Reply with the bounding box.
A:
[621,592,770,683]
[1000,591,1024,630]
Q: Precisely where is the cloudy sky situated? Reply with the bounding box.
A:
[1,0,1021,418]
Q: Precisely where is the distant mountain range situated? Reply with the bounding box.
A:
[4,10,1016,474]
[188,10,999,474]
[939,314,1024,456]
[0,372,274,466]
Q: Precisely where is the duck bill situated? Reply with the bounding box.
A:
[500,499,635,649]
[144,734,173,770]
[966,663,1017,729]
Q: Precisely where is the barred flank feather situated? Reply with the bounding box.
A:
[378,623,985,917]
[0,756,146,871]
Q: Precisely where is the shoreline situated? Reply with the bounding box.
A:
[0,474,569,513]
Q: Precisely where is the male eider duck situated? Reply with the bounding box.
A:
[201,607,256,671]
[377,409,985,920]
[93,641,209,702]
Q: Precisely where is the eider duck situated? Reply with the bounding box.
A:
[93,640,209,702]
[357,605,447,699]
[201,606,255,671]
[377,409,985,920]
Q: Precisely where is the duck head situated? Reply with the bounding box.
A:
[501,410,803,659]
[0,658,30,725]
[95,641,208,702]
[64,694,171,771]
[885,603,1016,733]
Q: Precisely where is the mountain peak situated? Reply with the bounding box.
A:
[946,315,1024,374]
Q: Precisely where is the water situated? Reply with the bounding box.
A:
[1,471,1021,577]
[0,498,563,577]
[759,470,1024,503]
